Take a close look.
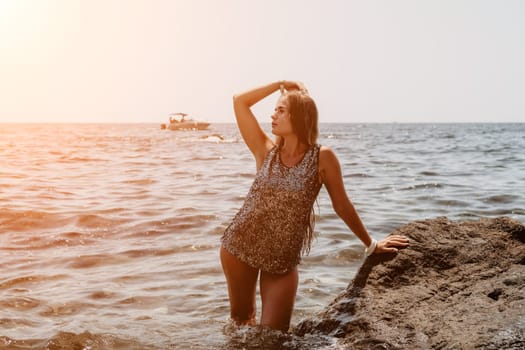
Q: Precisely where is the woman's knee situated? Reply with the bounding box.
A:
[230,307,256,326]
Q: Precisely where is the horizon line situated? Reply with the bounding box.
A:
[0,121,524,125]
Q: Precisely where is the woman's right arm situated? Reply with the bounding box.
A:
[233,82,282,166]
[319,146,410,254]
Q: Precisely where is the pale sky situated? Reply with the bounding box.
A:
[1,0,524,123]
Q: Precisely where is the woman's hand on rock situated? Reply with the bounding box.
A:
[375,234,409,254]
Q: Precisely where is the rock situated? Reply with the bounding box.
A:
[294,217,525,349]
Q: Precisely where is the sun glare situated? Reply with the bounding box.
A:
[0,0,35,51]
[0,0,16,12]
[1,0,55,46]
[0,0,21,28]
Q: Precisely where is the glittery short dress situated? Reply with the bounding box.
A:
[221,144,322,274]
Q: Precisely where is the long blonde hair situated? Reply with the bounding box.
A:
[277,90,320,255]
[277,90,319,147]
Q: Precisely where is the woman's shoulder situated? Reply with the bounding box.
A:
[318,145,337,157]
[318,145,341,169]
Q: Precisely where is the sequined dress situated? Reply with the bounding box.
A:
[221,144,322,274]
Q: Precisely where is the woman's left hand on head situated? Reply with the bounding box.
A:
[375,234,409,254]
[282,80,308,94]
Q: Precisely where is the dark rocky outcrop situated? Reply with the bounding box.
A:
[294,217,525,349]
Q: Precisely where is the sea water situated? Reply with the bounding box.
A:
[0,123,524,349]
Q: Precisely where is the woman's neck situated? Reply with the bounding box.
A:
[280,136,308,157]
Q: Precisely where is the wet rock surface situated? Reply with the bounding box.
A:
[294,217,525,349]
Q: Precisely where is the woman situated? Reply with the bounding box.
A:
[220,81,409,332]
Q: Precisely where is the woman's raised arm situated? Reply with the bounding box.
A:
[233,81,306,168]
[233,82,281,166]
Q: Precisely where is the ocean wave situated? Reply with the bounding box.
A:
[120,214,218,238]
[0,172,28,179]
[120,247,178,258]
[511,208,525,215]
[399,182,444,191]
[0,331,153,350]
[194,134,237,143]
[122,178,158,186]
[432,199,471,207]
[344,172,374,178]
[419,171,440,176]
[0,210,72,233]
[457,208,523,217]
[66,253,130,269]
[482,194,520,204]
[0,274,68,290]
[191,156,228,161]
[0,296,41,311]
[4,233,96,251]
[74,214,129,229]
[58,156,108,163]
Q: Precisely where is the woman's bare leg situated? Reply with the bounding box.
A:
[259,267,298,332]
[220,246,259,326]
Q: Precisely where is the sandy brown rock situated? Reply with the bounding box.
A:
[294,217,525,349]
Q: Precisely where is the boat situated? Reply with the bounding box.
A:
[160,113,210,131]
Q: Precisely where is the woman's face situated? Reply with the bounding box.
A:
[271,97,293,136]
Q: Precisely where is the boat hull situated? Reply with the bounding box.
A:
[165,122,210,131]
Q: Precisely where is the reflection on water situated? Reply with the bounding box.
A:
[0,123,524,349]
